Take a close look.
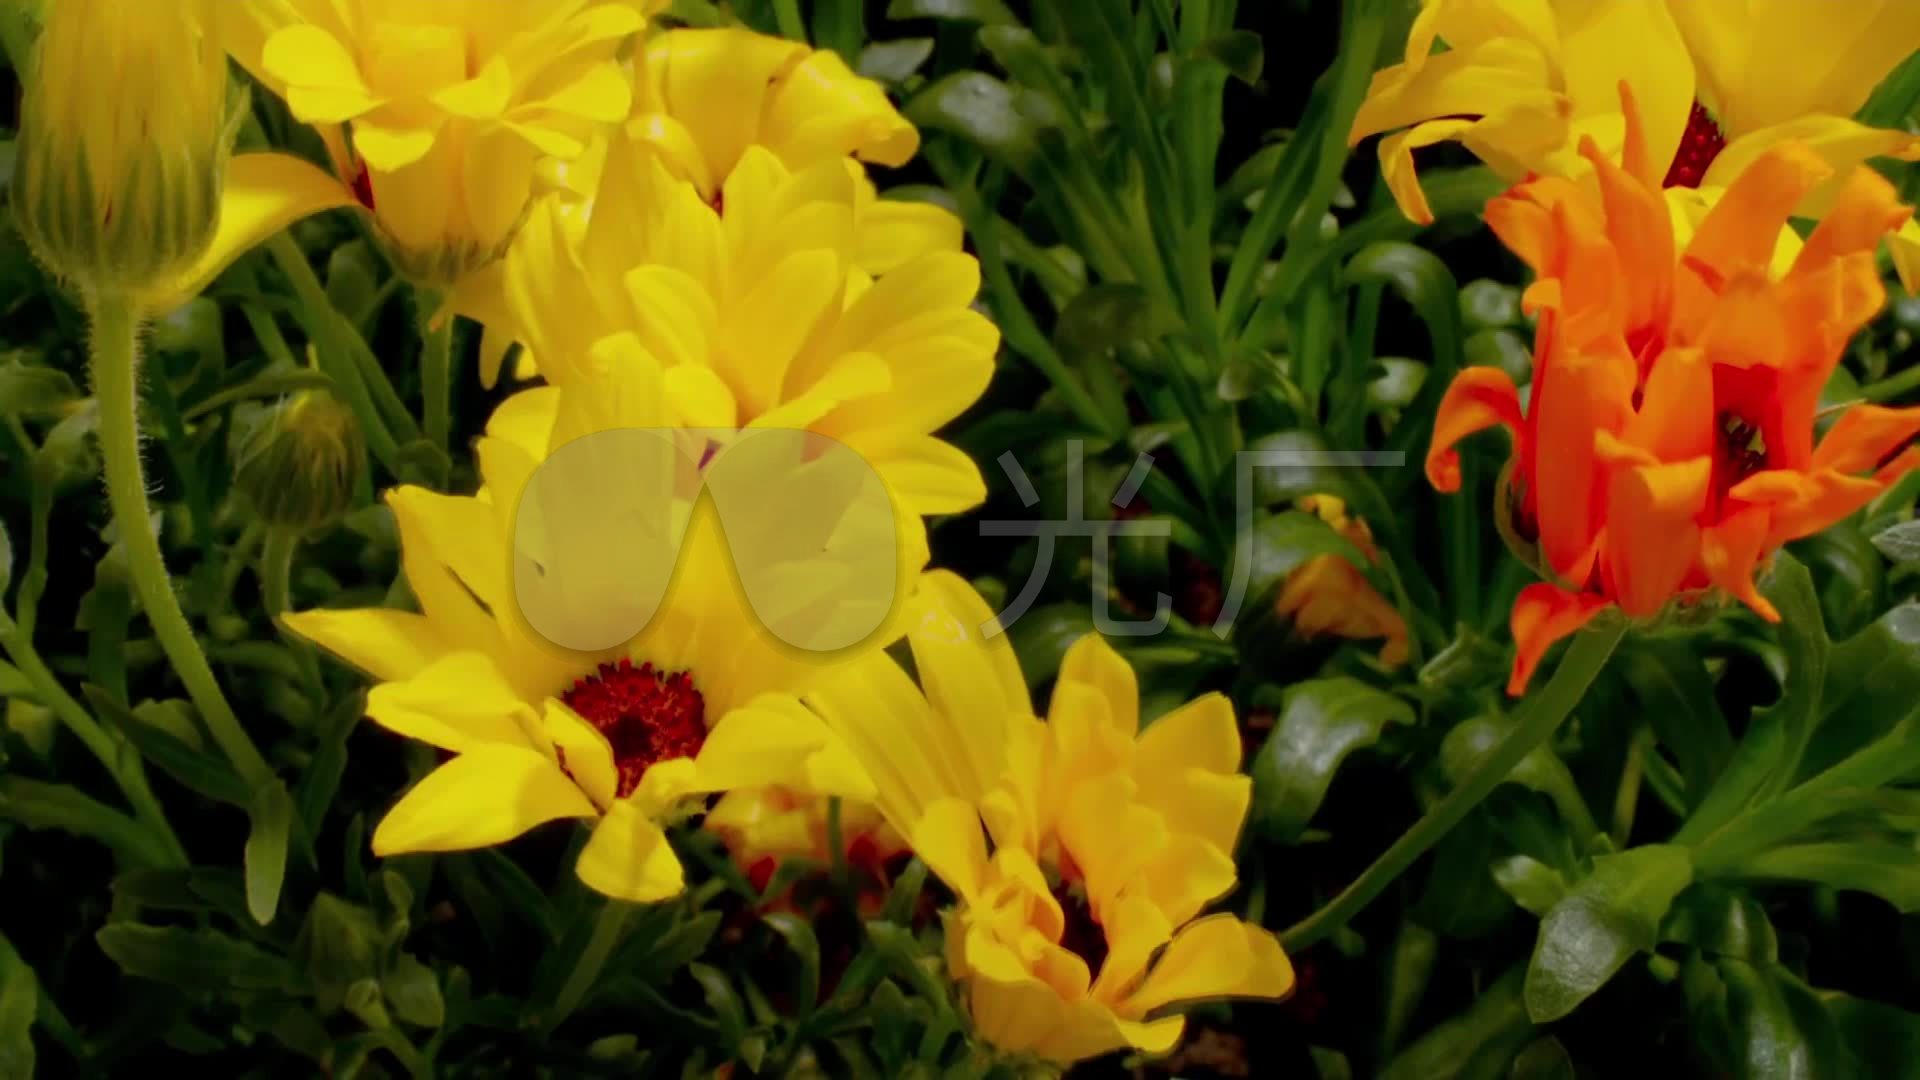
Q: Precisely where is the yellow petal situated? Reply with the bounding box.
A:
[807,653,954,831]
[1136,693,1241,776]
[576,799,685,902]
[1055,634,1140,737]
[542,700,618,810]
[910,797,990,901]
[432,56,513,119]
[282,608,447,684]
[263,24,381,122]
[353,117,441,173]
[1123,915,1296,1015]
[155,153,354,312]
[664,364,738,428]
[858,199,965,275]
[1703,115,1920,223]
[693,695,877,801]
[373,746,594,855]
[1555,0,1691,177]
[366,651,540,753]
[905,569,1028,792]
[852,431,991,517]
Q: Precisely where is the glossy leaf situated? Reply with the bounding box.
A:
[906,72,1041,172]
[1524,844,1693,1022]
[1251,676,1414,841]
[1829,994,1920,1079]
[1869,520,1920,564]
[1490,856,1567,917]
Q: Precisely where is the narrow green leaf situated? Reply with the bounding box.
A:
[1524,844,1693,1022]
[763,912,823,1023]
[1828,994,1920,1080]
[885,0,1016,25]
[906,72,1041,172]
[0,934,37,1079]
[382,952,444,1028]
[1871,519,1920,564]
[856,38,935,84]
[245,779,295,925]
[1739,843,1920,913]
[84,685,251,809]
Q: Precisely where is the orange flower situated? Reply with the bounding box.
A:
[1428,92,1920,694]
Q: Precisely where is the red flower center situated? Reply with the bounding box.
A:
[349,163,377,211]
[1663,101,1727,190]
[561,660,707,799]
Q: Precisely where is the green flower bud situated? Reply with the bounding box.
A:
[12,0,232,299]
[231,390,366,533]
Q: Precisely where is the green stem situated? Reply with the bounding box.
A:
[771,0,806,41]
[88,296,274,791]
[1612,726,1648,848]
[543,899,633,1033]
[0,614,186,864]
[260,528,321,690]
[419,303,453,450]
[265,233,407,471]
[1861,362,1920,404]
[1281,620,1628,951]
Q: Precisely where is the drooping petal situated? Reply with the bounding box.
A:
[576,798,686,902]
[282,608,448,684]
[365,652,541,753]
[1507,583,1611,696]
[1812,405,1920,476]
[1426,366,1525,492]
[1122,915,1295,1016]
[1729,468,1886,547]
[372,746,594,855]
[1701,503,1778,621]
[155,153,354,311]
[911,797,991,902]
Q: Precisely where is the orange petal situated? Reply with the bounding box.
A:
[1596,444,1710,617]
[1507,583,1612,696]
[1729,468,1884,546]
[1811,404,1920,475]
[1792,165,1913,278]
[1427,366,1525,492]
[1701,503,1777,621]
[1532,338,1636,584]
[1578,132,1672,335]
[1616,81,1658,189]
[1680,142,1833,304]
[1625,346,1714,462]
[1876,445,1920,486]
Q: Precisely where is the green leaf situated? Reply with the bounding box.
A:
[886,0,1016,24]
[1442,716,1598,843]
[1380,965,1531,1080]
[1800,602,1920,779]
[1380,920,1437,1056]
[1458,279,1522,332]
[1508,1036,1576,1080]
[1720,960,1842,1080]
[1234,510,1382,608]
[244,780,294,925]
[763,912,823,1024]
[1664,887,1779,966]
[296,893,382,1011]
[0,358,79,418]
[1462,327,1533,387]
[689,963,749,1053]
[1870,519,1920,564]
[0,934,36,1080]
[1005,604,1096,689]
[84,685,251,809]
[1616,639,1734,809]
[0,520,10,594]
[382,952,444,1028]
[1054,283,1182,353]
[1524,844,1694,1022]
[1490,856,1567,917]
[1250,676,1413,841]
[1739,843,1920,912]
[906,72,1041,172]
[96,924,295,993]
[1194,30,1263,84]
[1828,994,1920,1080]
[856,38,935,84]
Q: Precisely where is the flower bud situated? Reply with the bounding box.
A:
[231,390,366,533]
[12,0,231,298]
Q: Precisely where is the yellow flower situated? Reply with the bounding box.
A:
[166,0,646,304]
[1275,496,1409,666]
[285,344,908,902]
[13,0,231,299]
[812,573,1293,1065]
[705,785,907,887]
[489,132,997,521]
[1349,0,1920,283]
[630,27,920,197]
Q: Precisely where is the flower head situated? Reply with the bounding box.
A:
[1428,99,1920,693]
[1349,0,1920,283]
[216,0,646,289]
[14,0,232,298]
[1275,495,1410,666]
[286,348,907,901]
[813,573,1293,1065]
[230,387,366,532]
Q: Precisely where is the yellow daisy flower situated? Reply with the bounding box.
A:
[285,345,910,902]
[495,137,998,519]
[1275,496,1409,667]
[1349,0,1920,283]
[165,0,648,304]
[812,573,1293,1066]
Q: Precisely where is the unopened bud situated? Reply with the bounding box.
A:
[231,391,366,532]
[12,0,233,298]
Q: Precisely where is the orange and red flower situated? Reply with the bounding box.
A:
[1429,93,1920,693]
